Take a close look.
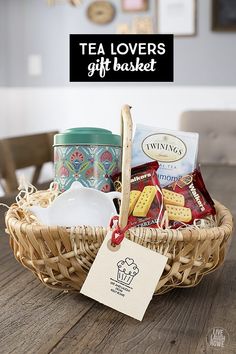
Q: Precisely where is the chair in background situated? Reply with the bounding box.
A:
[0,131,58,194]
[180,111,236,165]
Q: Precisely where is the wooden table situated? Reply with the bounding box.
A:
[0,165,235,354]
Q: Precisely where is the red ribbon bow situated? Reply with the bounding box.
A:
[109,216,130,246]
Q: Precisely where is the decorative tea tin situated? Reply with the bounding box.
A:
[54,127,121,192]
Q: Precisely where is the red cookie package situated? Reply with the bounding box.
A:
[112,162,165,228]
[162,169,216,228]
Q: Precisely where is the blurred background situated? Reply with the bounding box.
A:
[0,0,236,195]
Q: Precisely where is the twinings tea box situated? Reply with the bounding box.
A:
[132,124,199,187]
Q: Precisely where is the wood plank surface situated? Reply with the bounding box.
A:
[0,201,96,354]
[0,165,235,354]
[0,234,95,354]
[51,266,236,354]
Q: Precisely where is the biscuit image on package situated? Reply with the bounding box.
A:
[162,189,185,207]
[129,190,141,215]
[165,204,192,223]
[133,186,156,217]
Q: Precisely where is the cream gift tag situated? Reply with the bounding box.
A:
[80,231,167,321]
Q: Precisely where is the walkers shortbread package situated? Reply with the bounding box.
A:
[163,169,216,228]
[112,162,165,228]
[132,124,199,187]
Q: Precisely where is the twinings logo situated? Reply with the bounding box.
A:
[142,133,187,163]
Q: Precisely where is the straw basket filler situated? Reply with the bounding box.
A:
[5,105,234,295]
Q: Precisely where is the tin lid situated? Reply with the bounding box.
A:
[54,127,121,146]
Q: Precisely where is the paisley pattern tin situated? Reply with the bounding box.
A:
[54,145,121,192]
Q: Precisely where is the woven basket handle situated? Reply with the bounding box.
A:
[119,105,133,229]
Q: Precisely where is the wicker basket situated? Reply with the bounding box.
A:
[5,105,233,295]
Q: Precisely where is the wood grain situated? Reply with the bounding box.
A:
[0,235,95,354]
[49,261,236,354]
[0,204,96,354]
[0,165,235,354]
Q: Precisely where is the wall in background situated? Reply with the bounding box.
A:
[1,86,236,139]
[1,0,236,86]
[0,1,7,86]
[1,84,236,196]
[1,1,236,195]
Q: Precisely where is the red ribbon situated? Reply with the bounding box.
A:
[110,215,130,246]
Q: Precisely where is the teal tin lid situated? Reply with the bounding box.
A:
[54,127,121,147]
